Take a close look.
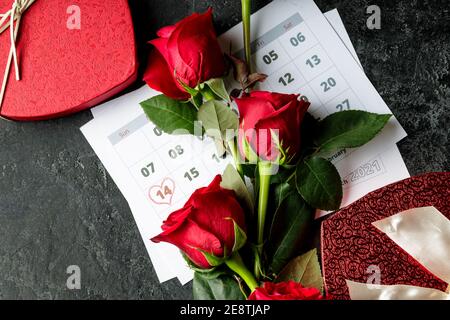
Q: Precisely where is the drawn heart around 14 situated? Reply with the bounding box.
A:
[149,178,175,205]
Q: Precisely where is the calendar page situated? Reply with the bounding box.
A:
[83,86,229,284]
[219,0,407,160]
[325,9,363,69]
[83,5,409,284]
[319,8,409,215]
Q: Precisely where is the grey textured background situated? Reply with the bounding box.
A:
[0,0,449,299]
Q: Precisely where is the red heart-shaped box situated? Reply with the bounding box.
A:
[321,172,450,299]
[0,0,137,121]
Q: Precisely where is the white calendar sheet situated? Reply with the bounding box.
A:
[83,86,228,284]
[220,0,406,157]
[82,4,410,284]
[320,9,409,215]
[325,9,363,69]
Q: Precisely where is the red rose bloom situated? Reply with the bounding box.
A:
[144,9,226,100]
[151,175,246,269]
[248,281,323,300]
[235,91,310,162]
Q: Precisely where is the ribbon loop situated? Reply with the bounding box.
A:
[0,0,36,113]
[347,206,450,300]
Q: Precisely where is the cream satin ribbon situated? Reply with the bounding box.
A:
[347,206,450,300]
[346,280,450,300]
[0,0,36,113]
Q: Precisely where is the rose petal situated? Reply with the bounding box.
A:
[157,25,176,38]
[149,38,191,98]
[167,9,224,87]
[178,9,225,83]
[159,205,193,233]
[149,38,171,62]
[250,91,299,110]
[143,49,190,100]
[255,99,310,160]
[152,217,223,269]
[234,96,275,131]
[191,189,246,252]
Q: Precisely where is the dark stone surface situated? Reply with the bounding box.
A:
[0,0,448,299]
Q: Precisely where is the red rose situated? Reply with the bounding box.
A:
[248,281,323,300]
[235,91,310,162]
[144,9,226,100]
[151,175,246,269]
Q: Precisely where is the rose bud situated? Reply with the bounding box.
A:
[235,91,310,163]
[248,281,324,300]
[151,175,247,269]
[143,9,226,100]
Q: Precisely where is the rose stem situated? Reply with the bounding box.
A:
[254,161,272,278]
[225,252,258,292]
[200,86,217,101]
[228,137,244,179]
[241,0,252,74]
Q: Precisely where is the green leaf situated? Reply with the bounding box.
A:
[270,166,295,185]
[277,249,324,293]
[181,252,225,277]
[190,92,203,109]
[300,112,320,158]
[230,219,247,252]
[314,110,392,155]
[140,95,198,135]
[240,132,259,163]
[241,163,256,178]
[200,250,227,267]
[204,78,231,102]
[220,164,254,213]
[198,100,238,142]
[177,78,199,97]
[213,139,227,158]
[273,182,292,209]
[296,156,342,211]
[267,186,315,274]
[193,272,245,300]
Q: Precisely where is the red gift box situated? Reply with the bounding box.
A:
[0,0,137,121]
[321,172,450,299]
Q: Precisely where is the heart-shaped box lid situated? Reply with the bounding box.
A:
[0,0,137,121]
[321,172,450,299]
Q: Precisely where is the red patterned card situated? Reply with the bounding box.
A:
[321,172,450,299]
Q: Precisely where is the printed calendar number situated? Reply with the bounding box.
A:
[300,95,309,102]
[157,187,172,199]
[278,73,295,86]
[153,126,163,137]
[324,89,364,115]
[294,46,332,81]
[310,68,348,104]
[212,153,224,163]
[305,55,321,68]
[269,64,305,93]
[320,77,337,92]
[297,85,321,108]
[336,99,350,111]
[290,32,306,47]
[280,24,318,60]
[141,162,155,177]
[168,145,184,159]
[254,45,290,75]
[349,160,382,183]
[262,50,279,65]
[184,167,200,181]
[149,178,175,205]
